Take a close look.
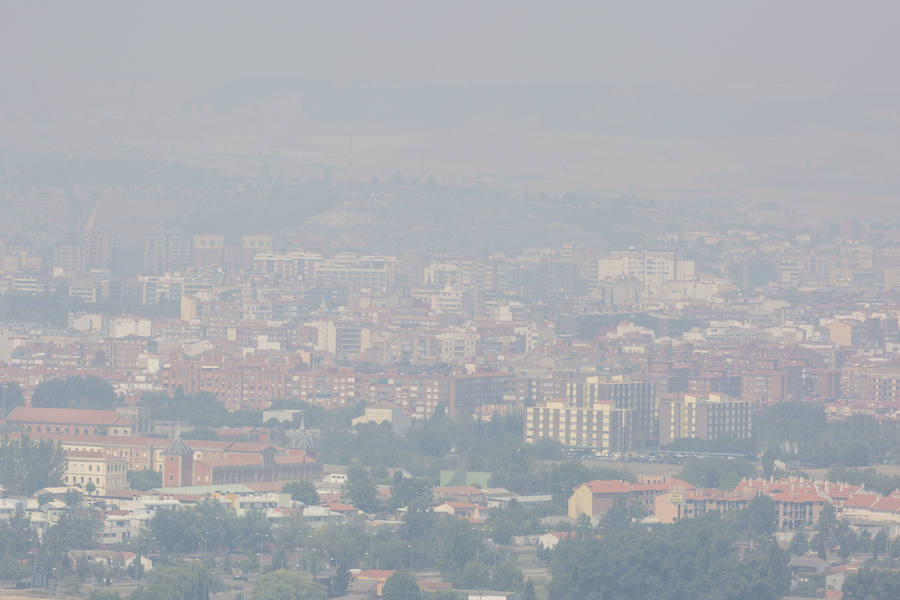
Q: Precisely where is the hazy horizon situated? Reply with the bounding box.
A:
[2,1,899,216]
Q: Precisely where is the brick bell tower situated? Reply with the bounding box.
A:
[162,437,193,487]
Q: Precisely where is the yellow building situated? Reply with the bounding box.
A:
[64,450,128,494]
[567,480,633,519]
[568,477,695,520]
[351,403,412,433]
[525,401,631,454]
[658,393,752,444]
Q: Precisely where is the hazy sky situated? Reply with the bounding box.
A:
[2,1,898,215]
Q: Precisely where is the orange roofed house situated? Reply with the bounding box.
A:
[568,476,695,520]
[161,438,321,487]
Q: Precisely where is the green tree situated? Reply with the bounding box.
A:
[31,375,118,409]
[745,495,777,537]
[0,382,23,418]
[184,427,220,441]
[251,569,326,600]
[283,481,319,505]
[383,571,421,600]
[761,448,777,480]
[0,291,74,327]
[549,511,789,600]
[0,512,37,558]
[0,436,65,495]
[790,530,809,555]
[130,562,217,600]
[490,519,515,546]
[390,473,432,510]
[842,568,900,600]
[147,507,200,554]
[127,469,162,491]
[575,513,594,539]
[458,561,491,589]
[64,489,83,507]
[343,465,377,512]
[491,562,523,591]
[138,390,256,428]
[522,578,537,600]
[679,457,754,491]
[0,551,30,581]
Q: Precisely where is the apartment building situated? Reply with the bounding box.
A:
[658,393,752,445]
[566,377,658,444]
[597,249,695,287]
[525,400,632,455]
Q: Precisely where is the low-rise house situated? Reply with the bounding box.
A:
[351,569,395,597]
[434,502,484,520]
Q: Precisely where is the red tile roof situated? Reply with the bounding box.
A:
[7,406,127,426]
[870,496,900,513]
[844,493,879,509]
[195,455,262,468]
[583,480,632,494]
[355,570,395,580]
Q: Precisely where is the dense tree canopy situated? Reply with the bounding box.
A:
[549,511,790,600]
[138,390,259,427]
[130,562,218,600]
[826,466,900,496]
[679,456,756,491]
[251,569,327,600]
[127,469,162,491]
[31,375,118,410]
[0,382,23,418]
[0,291,73,326]
[383,571,421,600]
[343,465,377,512]
[283,480,320,506]
[0,435,65,495]
[755,402,900,466]
[842,568,900,600]
[148,500,271,555]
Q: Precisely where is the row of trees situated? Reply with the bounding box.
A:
[0,436,65,495]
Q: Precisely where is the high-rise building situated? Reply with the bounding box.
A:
[658,393,752,445]
[143,232,192,274]
[597,249,695,287]
[566,377,658,445]
[525,400,632,455]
